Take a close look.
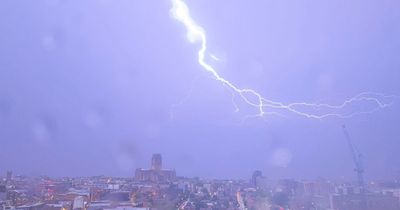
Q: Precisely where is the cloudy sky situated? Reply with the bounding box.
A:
[0,0,399,180]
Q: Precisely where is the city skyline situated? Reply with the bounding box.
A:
[2,155,400,210]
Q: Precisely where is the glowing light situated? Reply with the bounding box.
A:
[170,0,395,119]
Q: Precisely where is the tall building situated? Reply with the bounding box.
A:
[251,170,262,187]
[6,171,12,183]
[135,154,176,183]
[251,170,268,189]
[151,154,162,171]
[0,185,6,201]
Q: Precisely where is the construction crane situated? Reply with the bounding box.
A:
[342,125,367,207]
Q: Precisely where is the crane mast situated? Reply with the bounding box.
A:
[342,125,367,207]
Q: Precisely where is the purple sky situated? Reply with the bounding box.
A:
[0,0,400,180]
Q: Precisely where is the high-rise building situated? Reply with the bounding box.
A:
[251,170,269,189]
[251,170,262,187]
[0,185,6,201]
[6,171,12,183]
[151,154,162,171]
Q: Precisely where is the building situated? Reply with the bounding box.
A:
[0,185,6,201]
[251,171,262,188]
[151,154,162,171]
[251,171,268,190]
[330,191,400,210]
[72,196,85,210]
[6,171,12,184]
[135,154,176,183]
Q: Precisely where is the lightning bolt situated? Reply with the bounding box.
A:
[170,0,396,119]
